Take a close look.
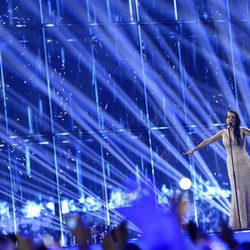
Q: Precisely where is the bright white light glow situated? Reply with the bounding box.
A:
[23,201,41,218]
[179,178,192,190]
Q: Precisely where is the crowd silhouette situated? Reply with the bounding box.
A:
[0,193,249,250]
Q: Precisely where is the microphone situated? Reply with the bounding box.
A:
[227,122,232,129]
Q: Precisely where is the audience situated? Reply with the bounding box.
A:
[0,193,249,250]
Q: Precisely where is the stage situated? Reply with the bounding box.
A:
[1,0,250,249]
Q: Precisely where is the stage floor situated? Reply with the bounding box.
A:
[217,229,250,243]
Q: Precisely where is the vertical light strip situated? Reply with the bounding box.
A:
[190,157,199,226]
[135,1,157,203]
[91,44,102,128]
[174,0,187,122]
[39,99,43,116]
[226,0,239,110]
[86,0,91,22]
[91,37,110,223]
[101,145,110,225]
[129,0,134,21]
[106,0,112,21]
[56,0,61,19]
[134,0,140,22]
[0,50,9,133]
[39,0,64,245]
[8,156,17,234]
[0,49,17,232]
[76,148,83,196]
[25,146,31,176]
[61,47,65,67]
[174,0,198,223]
[173,0,178,21]
[177,41,187,123]
[136,165,140,187]
[27,106,33,133]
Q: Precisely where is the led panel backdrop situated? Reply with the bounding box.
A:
[0,0,250,246]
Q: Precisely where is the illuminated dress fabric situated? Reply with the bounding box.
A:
[222,128,250,230]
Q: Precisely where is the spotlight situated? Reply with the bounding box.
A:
[23,201,41,218]
[179,178,192,190]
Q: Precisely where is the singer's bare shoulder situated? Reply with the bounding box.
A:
[215,129,224,138]
[241,127,250,136]
[206,130,223,143]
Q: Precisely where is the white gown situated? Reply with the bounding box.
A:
[222,128,250,230]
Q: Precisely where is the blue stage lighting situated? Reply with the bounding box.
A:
[1,0,250,245]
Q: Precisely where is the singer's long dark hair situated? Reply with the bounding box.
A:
[226,110,243,147]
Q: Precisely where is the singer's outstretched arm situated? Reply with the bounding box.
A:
[183,130,223,157]
[242,127,250,136]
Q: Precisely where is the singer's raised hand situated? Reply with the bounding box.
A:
[183,131,223,157]
[183,149,195,157]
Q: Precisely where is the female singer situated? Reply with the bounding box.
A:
[184,110,250,230]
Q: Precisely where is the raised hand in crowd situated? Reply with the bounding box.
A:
[16,233,35,250]
[103,221,127,250]
[67,214,90,250]
[219,221,238,250]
